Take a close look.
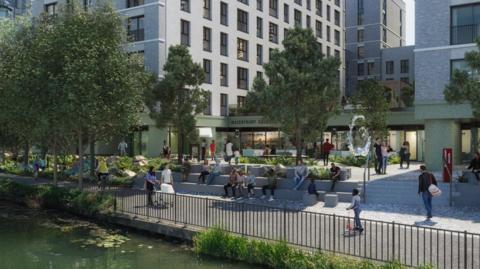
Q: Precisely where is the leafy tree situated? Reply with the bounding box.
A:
[146,45,207,164]
[445,40,480,118]
[245,27,340,163]
[352,79,390,138]
[400,85,415,107]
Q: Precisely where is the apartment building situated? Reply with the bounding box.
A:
[345,0,406,96]
[0,0,27,18]
[30,0,346,157]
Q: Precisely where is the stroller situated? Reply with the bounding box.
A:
[152,183,174,208]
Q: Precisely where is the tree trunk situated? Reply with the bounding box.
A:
[23,142,29,170]
[78,130,84,189]
[177,131,184,165]
[295,127,302,165]
[89,135,95,178]
[52,137,58,186]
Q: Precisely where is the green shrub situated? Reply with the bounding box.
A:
[194,228,433,269]
[308,166,330,180]
[69,190,115,215]
[329,155,372,168]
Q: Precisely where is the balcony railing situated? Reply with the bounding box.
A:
[451,24,480,45]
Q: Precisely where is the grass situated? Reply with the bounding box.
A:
[194,228,435,269]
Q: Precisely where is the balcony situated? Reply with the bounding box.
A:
[451,24,480,45]
[128,29,144,42]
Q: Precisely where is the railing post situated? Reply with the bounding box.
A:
[392,221,395,261]
[205,197,209,228]
[283,206,287,241]
[174,193,177,224]
[241,202,245,236]
[113,191,117,213]
[333,214,336,254]
[464,230,468,269]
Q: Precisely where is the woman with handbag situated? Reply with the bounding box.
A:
[418,165,439,221]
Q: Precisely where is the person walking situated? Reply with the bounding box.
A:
[261,168,277,201]
[467,152,480,181]
[373,138,382,174]
[418,165,438,221]
[322,139,334,166]
[198,160,210,184]
[201,139,207,161]
[346,188,363,233]
[329,163,341,192]
[400,141,411,169]
[118,140,128,156]
[293,159,309,190]
[209,140,216,160]
[181,158,191,182]
[162,140,171,159]
[33,158,40,181]
[161,163,174,193]
[144,166,157,206]
[381,143,389,174]
[225,140,234,165]
[223,168,239,198]
[97,158,109,190]
[245,170,257,198]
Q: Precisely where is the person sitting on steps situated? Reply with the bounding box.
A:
[261,168,278,201]
[198,160,210,184]
[207,159,222,185]
[245,170,257,199]
[223,168,239,198]
[293,159,309,190]
[329,163,341,192]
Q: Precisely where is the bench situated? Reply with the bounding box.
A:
[324,193,338,207]
[302,194,318,206]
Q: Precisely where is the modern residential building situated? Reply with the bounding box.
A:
[414,0,480,170]
[0,0,27,18]
[345,0,406,96]
[30,0,346,157]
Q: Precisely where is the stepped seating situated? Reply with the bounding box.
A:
[170,171,359,203]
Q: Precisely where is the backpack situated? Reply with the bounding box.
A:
[428,174,442,197]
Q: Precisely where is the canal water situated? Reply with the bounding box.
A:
[0,202,256,269]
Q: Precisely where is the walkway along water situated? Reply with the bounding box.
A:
[112,189,480,269]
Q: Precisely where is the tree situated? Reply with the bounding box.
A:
[400,84,415,107]
[146,45,207,164]
[245,27,341,163]
[352,80,390,138]
[445,39,480,118]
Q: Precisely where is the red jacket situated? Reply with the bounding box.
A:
[322,142,334,153]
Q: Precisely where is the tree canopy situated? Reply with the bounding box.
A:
[146,45,207,164]
[445,39,480,118]
[245,27,341,163]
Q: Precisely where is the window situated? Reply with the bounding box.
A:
[326,25,330,42]
[367,62,374,75]
[257,44,263,65]
[326,5,330,21]
[357,29,364,42]
[256,71,263,78]
[334,10,340,26]
[451,4,480,45]
[220,94,228,116]
[386,61,394,75]
[306,15,311,28]
[319,42,323,54]
[357,46,364,59]
[44,3,57,16]
[357,0,364,25]
[316,0,322,16]
[237,9,249,33]
[181,20,190,46]
[257,0,263,11]
[203,0,211,20]
[269,0,278,17]
[127,0,144,8]
[220,2,228,25]
[315,21,322,38]
[284,4,289,23]
[334,30,340,46]
[334,50,340,59]
[237,96,246,110]
[382,28,387,43]
[334,0,340,7]
[269,23,278,43]
[284,28,289,39]
[295,0,302,5]
[294,9,302,27]
[326,46,331,57]
[203,27,211,51]
[203,59,212,84]
[204,92,211,115]
[237,67,249,90]
[128,16,145,42]
[257,17,263,38]
[220,63,228,86]
[307,0,311,10]
[238,0,249,5]
[237,38,249,61]
[400,60,409,73]
[220,32,228,56]
[357,63,365,76]
[400,77,409,84]
[181,0,190,12]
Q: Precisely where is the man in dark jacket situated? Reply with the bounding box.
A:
[418,165,437,221]
[373,138,382,174]
[468,152,480,181]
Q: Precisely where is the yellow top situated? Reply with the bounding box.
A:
[98,160,109,174]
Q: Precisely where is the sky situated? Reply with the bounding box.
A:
[405,0,415,45]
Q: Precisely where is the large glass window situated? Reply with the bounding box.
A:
[257,17,263,38]
[237,67,249,90]
[237,9,249,33]
[220,94,228,116]
[269,0,278,17]
[316,0,322,16]
[257,44,263,65]
[357,46,364,59]
[237,38,249,61]
[334,30,340,46]
[45,3,57,16]
[181,0,190,12]
[257,0,263,11]
[400,59,409,73]
[385,61,394,74]
[315,21,322,38]
[203,27,211,51]
[127,0,144,8]
[203,0,211,20]
[284,4,289,23]
[334,10,340,26]
[203,59,211,84]
[220,2,228,25]
[357,29,364,42]
[357,63,365,76]
[451,59,480,79]
[180,20,190,46]
[294,9,302,27]
[269,23,278,43]
[220,32,228,56]
[451,4,480,45]
[220,63,229,86]
[367,62,374,75]
[128,16,144,42]
[204,92,211,115]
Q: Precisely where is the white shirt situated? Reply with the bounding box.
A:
[295,165,309,177]
[161,168,172,184]
[348,195,361,210]
[118,141,128,150]
[226,142,233,156]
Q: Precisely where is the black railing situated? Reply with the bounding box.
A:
[113,190,480,269]
[451,24,480,45]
